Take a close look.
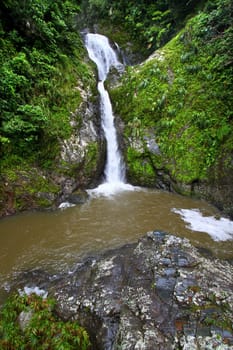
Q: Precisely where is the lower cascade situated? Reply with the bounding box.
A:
[85,33,134,196]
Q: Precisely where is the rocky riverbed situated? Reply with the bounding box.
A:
[11,231,233,349]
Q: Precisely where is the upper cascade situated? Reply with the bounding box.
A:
[85,33,122,82]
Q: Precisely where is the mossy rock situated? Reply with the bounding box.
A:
[109,2,233,211]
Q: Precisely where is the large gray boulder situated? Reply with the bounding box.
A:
[44,232,233,349]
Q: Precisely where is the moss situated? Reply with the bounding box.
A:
[0,158,60,215]
[110,4,233,186]
[82,142,100,180]
[126,147,157,186]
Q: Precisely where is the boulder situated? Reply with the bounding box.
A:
[10,232,233,349]
[45,232,233,349]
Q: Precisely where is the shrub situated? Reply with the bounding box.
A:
[0,292,91,350]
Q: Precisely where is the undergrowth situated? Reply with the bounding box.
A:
[110,0,233,184]
[0,293,91,350]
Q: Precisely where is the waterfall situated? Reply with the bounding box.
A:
[85,33,134,196]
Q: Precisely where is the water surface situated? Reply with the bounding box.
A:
[1,188,233,304]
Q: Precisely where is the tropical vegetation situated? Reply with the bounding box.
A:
[0,0,232,214]
[0,0,96,215]
[109,0,233,189]
[0,292,90,349]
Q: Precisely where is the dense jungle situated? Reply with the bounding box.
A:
[0,0,233,217]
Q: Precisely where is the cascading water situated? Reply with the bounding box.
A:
[85,33,134,195]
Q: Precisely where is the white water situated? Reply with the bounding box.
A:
[85,33,134,196]
[83,33,233,240]
[173,208,233,241]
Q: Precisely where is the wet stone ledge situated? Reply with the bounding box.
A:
[13,232,233,350]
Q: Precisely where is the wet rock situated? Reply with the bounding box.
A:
[177,164,233,221]
[58,85,105,190]
[12,232,233,349]
[65,190,89,205]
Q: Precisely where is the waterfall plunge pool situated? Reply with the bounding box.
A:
[0,188,233,304]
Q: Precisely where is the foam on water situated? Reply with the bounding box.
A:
[58,202,76,209]
[87,182,137,197]
[19,286,48,298]
[173,208,233,241]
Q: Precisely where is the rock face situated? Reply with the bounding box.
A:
[55,84,106,205]
[59,85,105,186]
[0,84,105,217]
[193,163,233,220]
[16,232,232,350]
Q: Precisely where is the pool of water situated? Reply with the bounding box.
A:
[0,188,232,303]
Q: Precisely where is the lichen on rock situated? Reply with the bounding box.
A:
[12,231,233,349]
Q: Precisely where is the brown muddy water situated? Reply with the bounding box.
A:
[0,188,233,304]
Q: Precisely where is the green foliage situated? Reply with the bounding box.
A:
[0,0,97,211]
[82,142,99,179]
[110,0,233,184]
[0,0,95,167]
[0,157,60,213]
[126,147,157,186]
[0,292,91,350]
[1,0,81,49]
[81,0,201,56]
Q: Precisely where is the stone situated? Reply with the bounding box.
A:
[12,232,233,350]
[18,309,34,332]
[66,190,89,205]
